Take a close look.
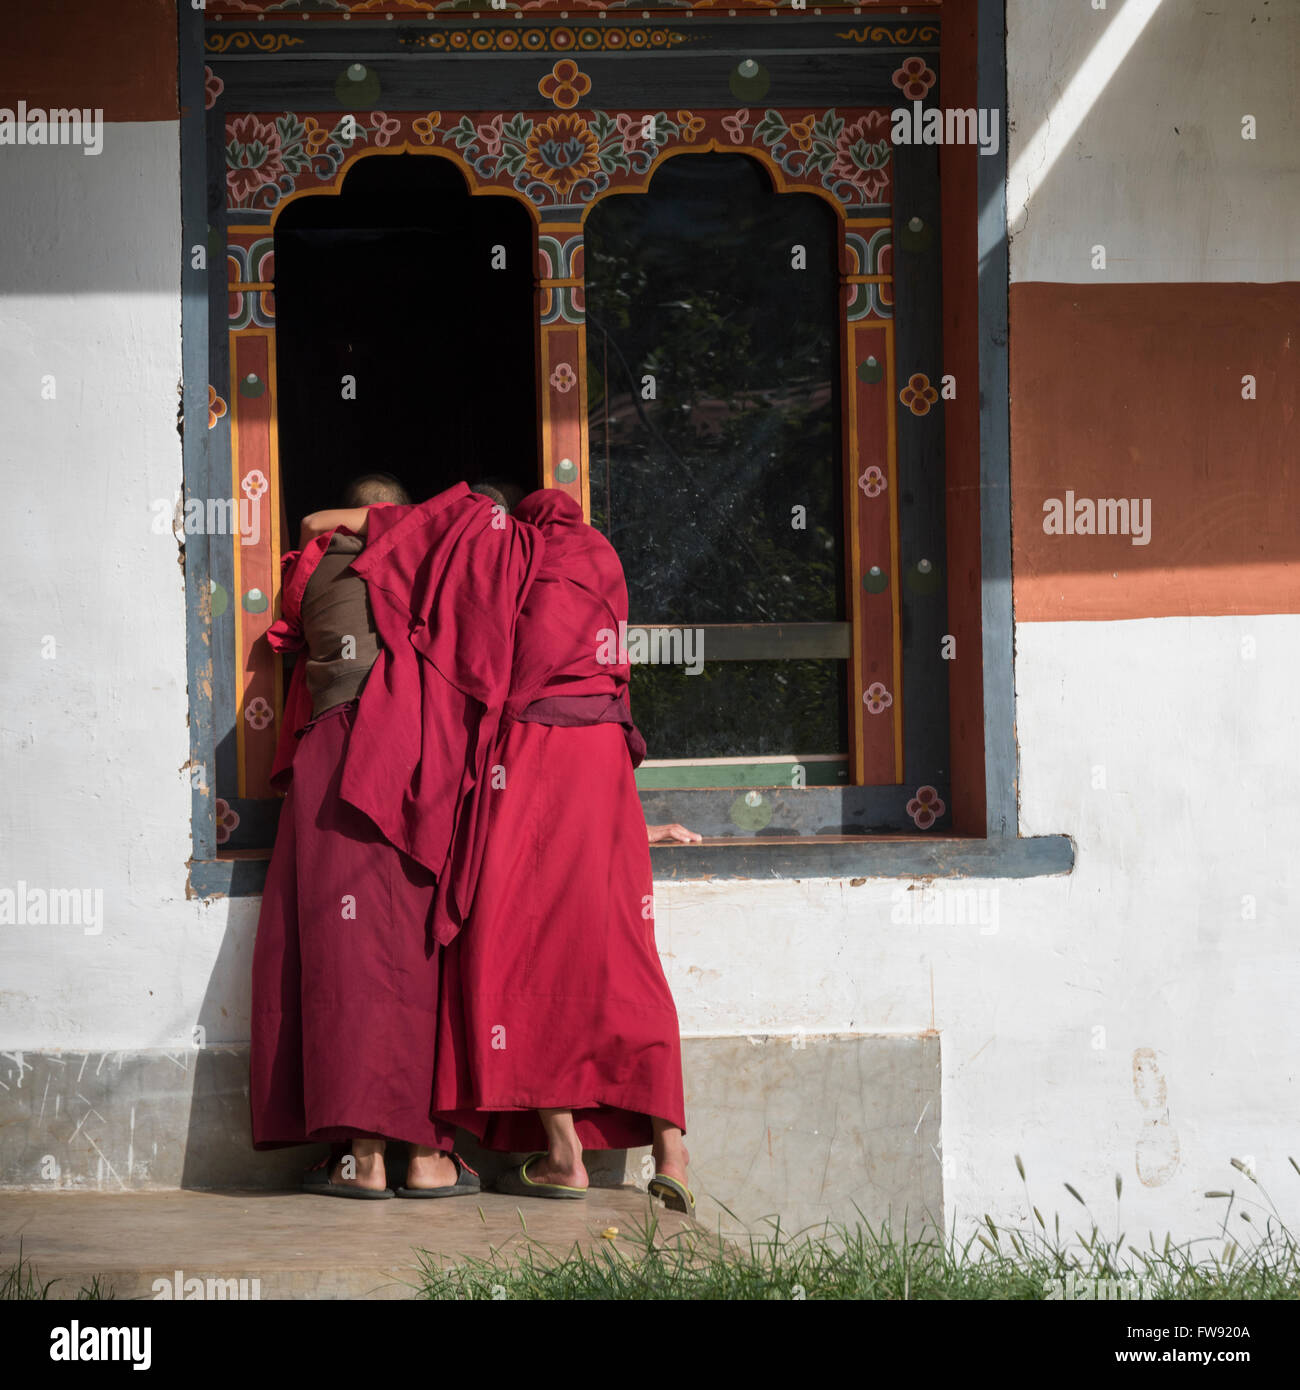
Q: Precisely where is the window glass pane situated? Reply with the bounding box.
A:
[630,659,849,762]
[586,153,849,769]
[586,154,845,627]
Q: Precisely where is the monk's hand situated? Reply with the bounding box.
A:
[647,823,702,844]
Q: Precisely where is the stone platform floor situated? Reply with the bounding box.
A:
[0,1186,700,1300]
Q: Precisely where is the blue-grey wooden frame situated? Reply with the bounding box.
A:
[181,0,1073,896]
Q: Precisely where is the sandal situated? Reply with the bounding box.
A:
[302,1147,393,1199]
[395,1152,482,1199]
[647,1172,695,1215]
[493,1152,587,1200]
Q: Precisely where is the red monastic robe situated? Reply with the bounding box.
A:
[249,482,544,1149]
[431,488,687,1153]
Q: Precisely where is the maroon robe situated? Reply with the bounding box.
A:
[431,489,686,1153]
[249,483,544,1149]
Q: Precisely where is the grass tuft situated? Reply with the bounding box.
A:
[0,1239,114,1301]
[413,1158,1300,1301]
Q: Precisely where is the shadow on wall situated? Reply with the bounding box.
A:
[181,911,633,1193]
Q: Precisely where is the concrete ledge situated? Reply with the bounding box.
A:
[677,1033,942,1237]
[0,1034,942,1239]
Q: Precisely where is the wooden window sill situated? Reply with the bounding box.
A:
[189,834,1073,898]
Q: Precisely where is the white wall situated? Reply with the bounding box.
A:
[1007,0,1300,283]
[0,123,217,1051]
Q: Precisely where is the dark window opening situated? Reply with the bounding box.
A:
[274,154,538,528]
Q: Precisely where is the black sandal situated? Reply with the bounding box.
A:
[395,1152,482,1199]
[302,1145,394,1199]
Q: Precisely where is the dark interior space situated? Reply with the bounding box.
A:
[273,154,538,527]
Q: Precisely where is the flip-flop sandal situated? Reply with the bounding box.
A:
[395,1152,482,1199]
[302,1150,393,1199]
[647,1173,695,1215]
[493,1152,587,1200]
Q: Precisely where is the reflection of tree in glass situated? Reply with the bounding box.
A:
[630,660,849,762]
[586,154,845,630]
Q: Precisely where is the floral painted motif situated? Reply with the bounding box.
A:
[475,114,506,158]
[615,112,646,151]
[892,57,937,101]
[827,115,893,202]
[858,465,887,498]
[522,113,603,197]
[755,108,892,205]
[788,117,815,150]
[676,110,706,143]
[370,112,402,148]
[214,798,240,846]
[302,117,333,157]
[226,113,367,211]
[539,59,592,110]
[900,372,939,416]
[549,362,578,393]
[208,385,227,429]
[204,66,224,110]
[721,109,751,145]
[412,112,441,145]
[245,697,274,731]
[228,107,893,212]
[906,785,946,830]
[241,469,269,501]
[863,682,893,715]
[226,113,285,205]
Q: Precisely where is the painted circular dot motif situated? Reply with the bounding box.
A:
[334,64,380,105]
[862,566,889,595]
[730,792,773,833]
[729,60,770,101]
[210,580,228,620]
[238,372,265,398]
[856,356,884,385]
[900,216,934,253]
[242,588,269,614]
[555,458,578,483]
[907,560,942,596]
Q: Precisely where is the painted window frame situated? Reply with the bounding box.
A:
[180,2,1074,896]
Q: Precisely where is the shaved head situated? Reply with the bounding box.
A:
[342,473,412,507]
[471,477,527,512]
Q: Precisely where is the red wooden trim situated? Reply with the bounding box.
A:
[230,333,279,799]
[939,0,985,834]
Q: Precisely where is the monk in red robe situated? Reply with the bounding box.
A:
[429,487,700,1212]
[250,474,542,1199]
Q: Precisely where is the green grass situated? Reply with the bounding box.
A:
[414,1156,1300,1301]
[0,1239,114,1301]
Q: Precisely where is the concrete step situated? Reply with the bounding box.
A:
[0,1187,700,1300]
